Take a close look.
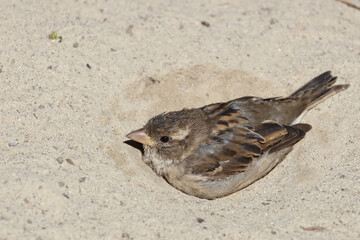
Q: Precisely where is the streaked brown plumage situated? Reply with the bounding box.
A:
[126,71,349,199]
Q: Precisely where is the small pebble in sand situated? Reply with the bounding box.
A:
[56,157,64,164]
[149,77,160,84]
[196,218,205,223]
[66,158,75,165]
[201,21,210,27]
[126,24,134,36]
[79,177,86,183]
[8,140,19,147]
[73,42,79,48]
[122,233,131,238]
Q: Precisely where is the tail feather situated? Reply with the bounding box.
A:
[290,71,349,112]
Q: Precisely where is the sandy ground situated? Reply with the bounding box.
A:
[1,0,360,239]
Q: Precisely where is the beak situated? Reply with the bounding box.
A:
[126,128,154,146]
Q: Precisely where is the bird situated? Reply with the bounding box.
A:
[126,71,349,199]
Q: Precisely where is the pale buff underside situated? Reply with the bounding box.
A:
[143,146,293,199]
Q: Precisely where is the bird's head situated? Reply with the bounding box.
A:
[126,108,210,162]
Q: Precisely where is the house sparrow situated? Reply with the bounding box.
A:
[126,71,349,199]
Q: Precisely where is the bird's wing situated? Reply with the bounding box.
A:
[185,119,311,180]
[201,96,303,126]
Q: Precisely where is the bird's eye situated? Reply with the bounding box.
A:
[160,136,170,143]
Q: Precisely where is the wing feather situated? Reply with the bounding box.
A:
[184,106,311,179]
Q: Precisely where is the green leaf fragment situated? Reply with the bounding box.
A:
[49,31,63,43]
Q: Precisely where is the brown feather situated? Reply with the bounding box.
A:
[185,120,311,179]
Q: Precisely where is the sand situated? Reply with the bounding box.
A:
[1,0,359,239]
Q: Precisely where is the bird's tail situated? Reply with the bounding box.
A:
[290,71,349,112]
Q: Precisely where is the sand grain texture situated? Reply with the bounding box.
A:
[1,0,359,239]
